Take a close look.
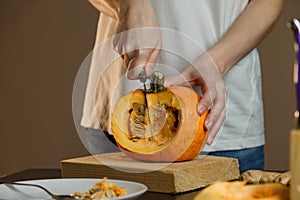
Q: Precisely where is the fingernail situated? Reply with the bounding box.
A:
[205,120,213,130]
[198,105,205,115]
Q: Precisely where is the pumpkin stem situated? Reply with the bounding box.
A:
[149,71,166,93]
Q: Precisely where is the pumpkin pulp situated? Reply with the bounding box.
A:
[111,89,181,154]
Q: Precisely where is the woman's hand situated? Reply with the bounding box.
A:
[164,53,227,145]
[113,0,161,80]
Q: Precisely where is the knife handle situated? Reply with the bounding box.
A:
[139,68,147,83]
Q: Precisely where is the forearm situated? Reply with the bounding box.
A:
[208,0,284,77]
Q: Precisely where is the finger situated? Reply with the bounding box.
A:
[112,23,127,54]
[126,49,152,80]
[204,98,223,129]
[206,107,226,145]
[204,84,227,127]
[112,24,122,50]
[123,50,137,67]
[204,87,227,144]
[164,73,198,88]
[112,33,121,51]
[145,48,160,78]
[164,65,199,87]
[114,33,127,55]
[197,90,215,116]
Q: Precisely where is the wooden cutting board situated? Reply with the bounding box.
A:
[61,152,240,193]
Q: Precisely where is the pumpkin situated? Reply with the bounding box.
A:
[111,71,208,162]
[194,181,290,200]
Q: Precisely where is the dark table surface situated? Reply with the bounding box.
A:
[0,168,202,200]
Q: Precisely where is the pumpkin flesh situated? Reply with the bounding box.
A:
[111,86,207,162]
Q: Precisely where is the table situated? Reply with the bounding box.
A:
[0,169,202,200]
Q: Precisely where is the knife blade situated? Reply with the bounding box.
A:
[289,18,300,127]
[139,68,154,142]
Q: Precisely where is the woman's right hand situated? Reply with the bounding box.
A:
[113,0,161,80]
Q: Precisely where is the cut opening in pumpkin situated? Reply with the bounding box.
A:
[112,89,182,154]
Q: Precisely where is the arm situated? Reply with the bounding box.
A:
[89,0,161,79]
[209,0,285,76]
[165,0,284,144]
[202,0,285,143]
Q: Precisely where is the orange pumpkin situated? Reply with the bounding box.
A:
[194,181,290,200]
[111,73,208,162]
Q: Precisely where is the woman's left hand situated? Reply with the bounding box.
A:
[165,53,227,145]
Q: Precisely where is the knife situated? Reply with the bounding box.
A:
[139,68,154,141]
[288,18,300,127]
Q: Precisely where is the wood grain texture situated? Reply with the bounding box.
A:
[61,152,240,193]
[290,129,300,200]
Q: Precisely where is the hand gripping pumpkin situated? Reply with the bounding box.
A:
[111,71,208,162]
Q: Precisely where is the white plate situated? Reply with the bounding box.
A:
[0,178,147,200]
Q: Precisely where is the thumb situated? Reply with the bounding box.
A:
[126,52,149,80]
[164,72,195,87]
[164,65,199,87]
[144,48,160,78]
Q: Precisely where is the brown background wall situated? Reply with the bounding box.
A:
[0,0,299,176]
